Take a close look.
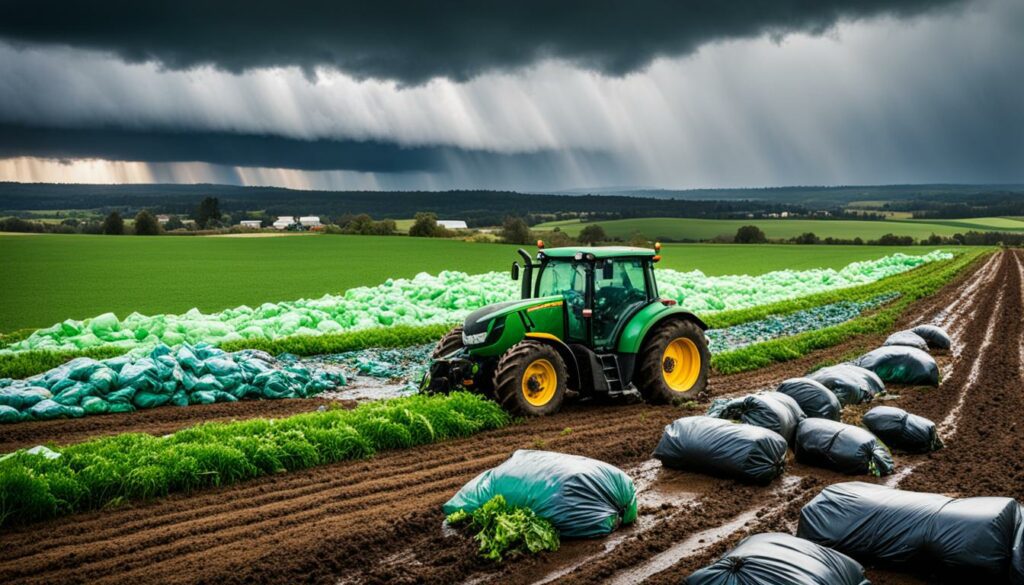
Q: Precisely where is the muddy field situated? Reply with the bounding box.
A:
[0,249,1020,585]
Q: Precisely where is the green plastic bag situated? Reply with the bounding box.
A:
[443,450,637,538]
[53,382,96,406]
[105,387,137,404]
[189,391,217,405]
[168,390,189,407]
[81,396,110,414]
[67,357,104,380]
[0,387,50,409]
[107,402,135,413]
[26,399,84,420]
[87,368,118,394]
[0,405,24,423]
[133,391,172,409]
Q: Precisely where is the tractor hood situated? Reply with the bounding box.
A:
[462,295,562,335]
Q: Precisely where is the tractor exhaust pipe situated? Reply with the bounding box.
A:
[517,248,534,299]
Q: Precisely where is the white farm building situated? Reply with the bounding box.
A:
[299,216,322,228]
[437,220,468,230]
[239,220,262,229]
[272,216,296,230]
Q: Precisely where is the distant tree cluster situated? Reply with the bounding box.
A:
[331,213,397,236]
[409,212,454,238]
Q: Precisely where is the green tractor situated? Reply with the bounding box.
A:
[421,244,710,415]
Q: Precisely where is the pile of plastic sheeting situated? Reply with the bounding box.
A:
[444,449,637,538]
[706,293,899,353]
[686,533,870,585]
[799,482,1024,581]
[3,251,952,355]
[318,344,433,380]
[0,344,345,423]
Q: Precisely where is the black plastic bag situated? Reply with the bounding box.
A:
[706,392,805,445]
[861,406,942,453]
[795,419,894,476]
[776,378,842,421]
[653,416,788,485]
[855,346,939,386]
[686,532,869,585]
[911,324,951,350]
[799,482,1024,579]
[808,364,883,406]
[883,330,929,351]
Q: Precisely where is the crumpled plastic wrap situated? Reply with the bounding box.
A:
[0,343,345,423]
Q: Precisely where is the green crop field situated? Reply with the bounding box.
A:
[0,233,960,332]
[535,216,1024,241]
[898,217,1024,231]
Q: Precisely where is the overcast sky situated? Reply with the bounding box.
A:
[0,0,1021,191]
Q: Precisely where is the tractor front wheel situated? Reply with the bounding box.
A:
[432,326,464,359]
[493,341,567,416]
[636,320,709,404]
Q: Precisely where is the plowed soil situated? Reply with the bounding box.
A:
[0,398,338,452]
[1,249,1019,585]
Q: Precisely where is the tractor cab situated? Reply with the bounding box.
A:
[517,246,660,352]
[423,243,709,416]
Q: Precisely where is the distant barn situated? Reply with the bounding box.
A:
[437,220,468,229]
[272,216,295,230]
[239,220,262,229]
[299,216,322,228]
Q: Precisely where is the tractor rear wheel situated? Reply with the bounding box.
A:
[432,326,464,359]
[636,319,709,404]
[493,340,567,416]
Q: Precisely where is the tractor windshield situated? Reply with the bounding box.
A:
[536,260,587,299]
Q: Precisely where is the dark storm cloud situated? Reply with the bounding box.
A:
[0,124,445,171]
[0,124,619,179]
[0,0,967,83]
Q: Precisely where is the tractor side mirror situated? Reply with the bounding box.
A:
[602,261,614,281]
[511,262,520,281]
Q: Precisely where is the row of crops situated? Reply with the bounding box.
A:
[0,392,509,526]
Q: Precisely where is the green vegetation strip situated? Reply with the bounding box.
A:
[447,494,560,561]
[710,249,987,374]
[0,391,509,528]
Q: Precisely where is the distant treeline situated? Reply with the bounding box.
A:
[900,192,1024,219]
[0,182,815,226]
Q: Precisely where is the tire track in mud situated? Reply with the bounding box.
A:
[0,250,1001,585]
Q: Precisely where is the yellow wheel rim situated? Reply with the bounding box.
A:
[522,359,558,406]
[662,337,701,393]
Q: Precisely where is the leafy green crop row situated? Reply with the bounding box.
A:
[446,494,560,561]
[0,391,509,527]
[710,249,987,374]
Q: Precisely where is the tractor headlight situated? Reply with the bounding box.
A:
[462,331,488,346]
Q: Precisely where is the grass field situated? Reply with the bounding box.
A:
[535,216,1024,241]
[0,233,959,332]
